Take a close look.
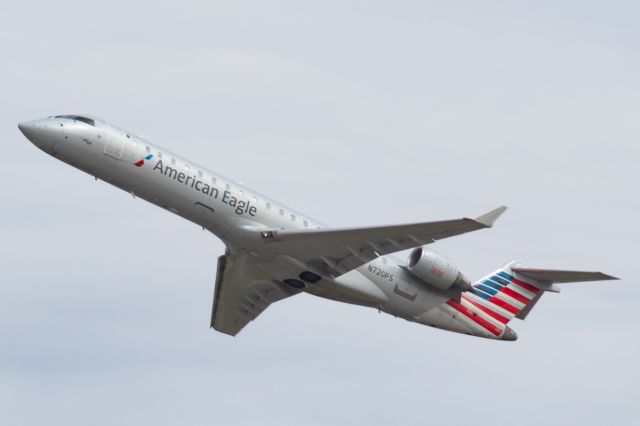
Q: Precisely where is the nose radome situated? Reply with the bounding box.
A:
[18,120,39,139]
[18,119,55,150]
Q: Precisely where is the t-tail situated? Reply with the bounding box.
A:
[447,261,618,341]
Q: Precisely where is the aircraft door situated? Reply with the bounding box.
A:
[103,125,124,159]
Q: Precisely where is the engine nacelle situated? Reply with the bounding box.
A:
[407,247,473,291]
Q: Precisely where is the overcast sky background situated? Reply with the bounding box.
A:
[1,1,638,425]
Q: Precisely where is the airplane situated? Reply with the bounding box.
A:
[18,114,618,341]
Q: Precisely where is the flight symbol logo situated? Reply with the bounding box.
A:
[134,154,154,167]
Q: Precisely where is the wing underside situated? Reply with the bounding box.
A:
[211,254,300,336]
[211,206,507,335]
[254,206,507,278]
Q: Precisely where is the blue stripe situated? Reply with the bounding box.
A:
[497,271,514,282]
[472,290,491,300]
[491,275,511,286]
[483,280,505,291]
[476,284,499,295]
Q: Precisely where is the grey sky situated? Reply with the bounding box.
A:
[1,1,638,425]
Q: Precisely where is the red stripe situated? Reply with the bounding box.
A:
[501,287,531,304]
[489,296,520,314]
[462,296,509,324]
[513,278,540,294]
[447,300,502,336]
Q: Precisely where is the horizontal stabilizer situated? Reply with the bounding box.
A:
[466,261,618,327]
[511,267,619,284]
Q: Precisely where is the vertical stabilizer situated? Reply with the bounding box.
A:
[463,261,546,324]
[463,261,617,324]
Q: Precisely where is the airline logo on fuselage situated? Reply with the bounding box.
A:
[134,154,154,167]
[151,160,257,217]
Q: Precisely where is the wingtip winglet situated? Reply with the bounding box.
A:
[475,205,508,227]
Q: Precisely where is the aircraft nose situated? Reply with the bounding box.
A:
[18,120,39,139]
[18,119,54,150]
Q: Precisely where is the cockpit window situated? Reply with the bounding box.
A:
[55,115,95,126]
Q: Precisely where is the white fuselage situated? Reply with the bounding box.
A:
[19,115,508,340]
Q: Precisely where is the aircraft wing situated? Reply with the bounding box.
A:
[211,254,301,336]
[255,206,507,277]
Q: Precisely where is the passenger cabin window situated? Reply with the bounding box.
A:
[211,176,216,184]
[225,184,230,190]
[279,208,284,216]
[185,164,190,171]
[198,171,203,178]
[303,220,309,227]
[55,115,95,126]
[290,214,296,221]
[239,190,244,197]
[158,152,163,159]
[266,202,271,210]
[145,146,151,153]
[171,158,176,165]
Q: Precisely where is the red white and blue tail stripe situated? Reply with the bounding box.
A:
[466,267,542,322]
[444,262,543,339]
[441,261,616,340]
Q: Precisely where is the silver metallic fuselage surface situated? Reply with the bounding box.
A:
[20,115,519,340]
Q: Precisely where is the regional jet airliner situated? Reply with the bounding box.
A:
[19,115,617,341]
